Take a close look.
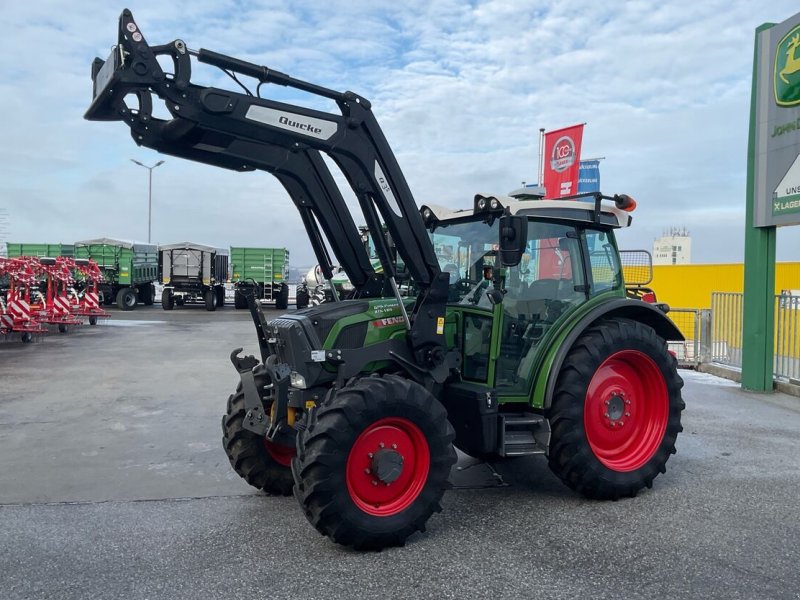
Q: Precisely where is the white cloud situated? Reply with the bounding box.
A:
[0,0,798,266]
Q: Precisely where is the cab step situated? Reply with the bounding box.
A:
[498,413,549,457]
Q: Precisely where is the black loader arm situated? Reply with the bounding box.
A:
[86,9,451,367]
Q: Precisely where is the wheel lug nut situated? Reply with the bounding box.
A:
[379,442,385,448]
[368,452,373,458]
[625,412,630,417]
[371,480,378,486]
[364,468,371,474]
[604,413,610,418]
[619,421,625,427]
[392,443,397,449]
[610,422,616,427]
[604,400,610,406]
[625,399,631,405]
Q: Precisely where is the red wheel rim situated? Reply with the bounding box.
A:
[263,439,294,467]
[346,417,430,516]
[583,350,668,472]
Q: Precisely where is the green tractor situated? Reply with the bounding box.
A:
[87,11,684,550]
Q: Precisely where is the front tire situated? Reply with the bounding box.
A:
[141,283,155,306]
[234,290,248,309]
[275,283,289,310]
[547,318,684,500]
[221,367,295,496]
[293,375,456,550]
[296,287,310,309]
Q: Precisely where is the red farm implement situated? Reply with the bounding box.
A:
[30,257,83,333]
[72,258,110,325]
[0,257,48,342]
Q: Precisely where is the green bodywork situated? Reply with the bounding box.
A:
[74,241,158,285]
[230,247,289,285]
[7,243,74,258]
[315,286,627,410]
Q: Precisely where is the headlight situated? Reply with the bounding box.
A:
[290,371,307,389]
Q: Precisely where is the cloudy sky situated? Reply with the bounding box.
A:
[1,0,799,266]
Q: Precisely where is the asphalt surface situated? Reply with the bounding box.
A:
[1,305,799,600]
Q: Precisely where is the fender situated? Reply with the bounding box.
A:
[542,298,683,409]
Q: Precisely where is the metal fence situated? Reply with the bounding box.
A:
[710,293,744,369]
[709,292,800,382]
[775,294,800,382]
[666,308,708,367]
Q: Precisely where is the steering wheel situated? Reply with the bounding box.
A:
[454,278,478,292]
[450,278,478,303]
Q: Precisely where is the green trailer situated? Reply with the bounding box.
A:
[6,243,74,258]
[230,247,289,310]
[74,238,158,310]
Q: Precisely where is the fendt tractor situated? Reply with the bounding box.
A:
[86,11,685,550]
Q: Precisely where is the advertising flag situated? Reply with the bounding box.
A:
[577,159,600,193]
[542,124,584,199]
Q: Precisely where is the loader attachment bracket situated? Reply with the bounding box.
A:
[230,348,268,436]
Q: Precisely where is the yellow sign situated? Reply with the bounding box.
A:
[436,317,445,335]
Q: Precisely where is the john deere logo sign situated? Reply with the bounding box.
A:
[775,25,800,106]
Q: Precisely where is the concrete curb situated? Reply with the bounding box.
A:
[696,363,800,398]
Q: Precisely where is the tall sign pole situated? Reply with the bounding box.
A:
[743,13,800,390]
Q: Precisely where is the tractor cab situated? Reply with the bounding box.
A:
[422,192,635,399]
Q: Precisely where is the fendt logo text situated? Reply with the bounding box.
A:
[775,25,800,106]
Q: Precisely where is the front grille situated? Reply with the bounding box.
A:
[333,322,368,349]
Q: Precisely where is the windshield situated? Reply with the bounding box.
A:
[430,218,500,303]
[430,217,587,305]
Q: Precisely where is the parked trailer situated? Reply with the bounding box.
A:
[230,247,289,310]
[160,242,228,311]
[6,243,74,259]
[74,238,158,310]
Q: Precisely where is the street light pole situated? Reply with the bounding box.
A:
[130,159,165,243]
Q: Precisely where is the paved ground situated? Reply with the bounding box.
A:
[1,306,799,600]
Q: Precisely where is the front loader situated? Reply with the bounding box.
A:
[86,10,685,550]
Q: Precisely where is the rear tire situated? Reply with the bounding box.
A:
[215,286,225,308]
[21,332,33,343]
[293,375,456,550]
[161,289,174,310]
[116,288,137,311]
[221,367,295,496]
[89,316,98,326]
[547,318,684,500]
[204,290,217,311]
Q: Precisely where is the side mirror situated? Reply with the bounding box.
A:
[498,215,528,266]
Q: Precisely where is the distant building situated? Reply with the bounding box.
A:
[653,227,691,265]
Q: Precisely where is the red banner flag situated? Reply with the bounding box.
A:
[542,124,584,199]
